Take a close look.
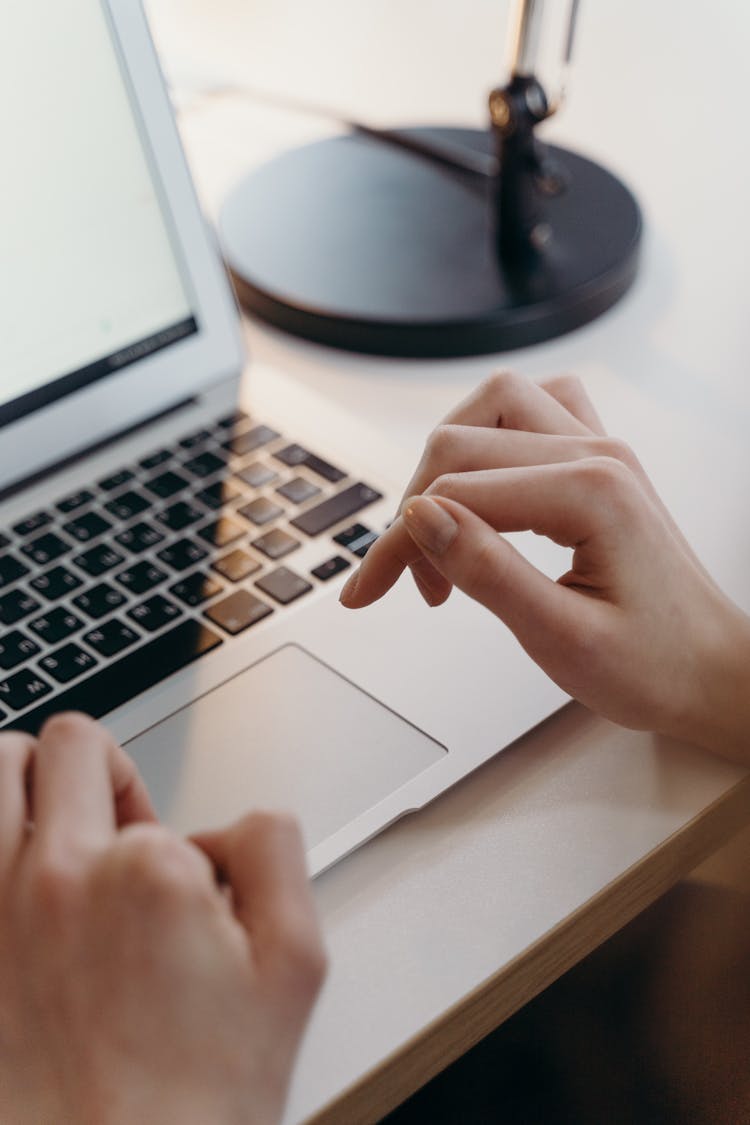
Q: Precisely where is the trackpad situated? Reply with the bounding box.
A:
[125,644,446,849]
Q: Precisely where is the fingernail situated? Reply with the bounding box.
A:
[403,497,458,556]
[339,569,360,607]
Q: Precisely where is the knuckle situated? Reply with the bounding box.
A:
[574,456,639,521]
[482,369,515,397]
[425,424,459,466]
[427,472,461,500]
[598,436,639,472]
[576,455,632,492]
[113,826,204,902]
[468,533,505,590]
[30,857,82,916]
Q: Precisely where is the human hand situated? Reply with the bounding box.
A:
[341,373,750,764]
[0,713,326,1125]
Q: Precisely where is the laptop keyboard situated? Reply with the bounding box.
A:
[0,410,382,733]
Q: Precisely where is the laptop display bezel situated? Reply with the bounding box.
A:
[0,0,245,493]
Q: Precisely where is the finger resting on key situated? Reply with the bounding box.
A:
[32,712,156,853]
[340,516,425,608]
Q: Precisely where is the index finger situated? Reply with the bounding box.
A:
[31,712,157,853]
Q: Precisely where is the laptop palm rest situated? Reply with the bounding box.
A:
[125,644,447,849]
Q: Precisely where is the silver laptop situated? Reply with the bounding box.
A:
[0,0,567,875]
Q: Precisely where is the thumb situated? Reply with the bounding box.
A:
[402,494,587,660]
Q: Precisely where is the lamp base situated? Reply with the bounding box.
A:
[219,127,642,358]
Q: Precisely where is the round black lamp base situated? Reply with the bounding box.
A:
[219,128,642,359]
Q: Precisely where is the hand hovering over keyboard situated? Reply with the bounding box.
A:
[0,713,325,1125]
[341,373,750,766]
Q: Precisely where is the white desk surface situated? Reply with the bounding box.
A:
[145,3,750,1121]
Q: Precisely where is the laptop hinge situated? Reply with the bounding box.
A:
[0,396,198,504]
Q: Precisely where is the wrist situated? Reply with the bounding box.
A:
[675,595,750,766]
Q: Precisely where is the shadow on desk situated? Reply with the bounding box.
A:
[384,831,750,1125]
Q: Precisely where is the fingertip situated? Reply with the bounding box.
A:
[338,567,361,608]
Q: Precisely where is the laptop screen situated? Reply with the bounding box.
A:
[0,1,197,431]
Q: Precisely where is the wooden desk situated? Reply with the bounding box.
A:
[145,2,750,1120]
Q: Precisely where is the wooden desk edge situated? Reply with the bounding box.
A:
[304,771,750,1125]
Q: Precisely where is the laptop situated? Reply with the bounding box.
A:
[0,0,567,875]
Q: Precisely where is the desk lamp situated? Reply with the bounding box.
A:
[220,0,642,358]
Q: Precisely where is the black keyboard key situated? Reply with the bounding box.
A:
[211,549,261,583]
[194,480,242,510]
[0,554,30,588]
[63,511,112,543]
[98,468,135,492]
[179,428,213,450]
[115,521,165,555]
[182,450,226,479]
[156,500,204,532]
[238,496,284,526]
[12,510,53,537]
[73,544,126,578]
[311,555,351,582]
[170,571,224,607]
[205,589,273,635]
[304,453,348,483]
[115,560,167,595]
[139,448,172,471]
[276,477,322,505]
[196,517,246,548]
[57,488,95,514]
[104,490,152,521]
[28,607,83,645]
[0,533,11,551]
[0,620,222,734]
[235,461,279,488]
[0,630,41,672]
[222,424,280,456]
[128,594,182,633]
[39,643,98,685]
[333,522,379,557]
[352,538,377,558]
[73,583,127,621]
[30,565,83,600]
[144,470,189,500]
[255,567,313,606]
[0,589,41,626]
[274,444,346,483]
[83,620,140,658]
[157,538,208,572]
[291,483,382,537]
[334,523,372,549]
[0,669,53,712]
[251,528,300,560]
[22,532,70,566]
[216,409,249,430]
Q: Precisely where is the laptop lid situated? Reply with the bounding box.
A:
[0,0,244,494]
